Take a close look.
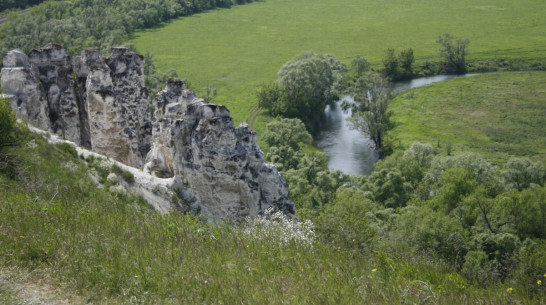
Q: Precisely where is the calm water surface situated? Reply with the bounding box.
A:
[315,74,482,176]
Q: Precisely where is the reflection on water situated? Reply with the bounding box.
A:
[315,97,378,176]
[315,74,483,176]
[391,73,481,92]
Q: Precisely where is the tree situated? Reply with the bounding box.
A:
[382,48,414,80]
[399,48,415,78]
[351,55,371,77]
[262,118,312,151]
[344,72,394,157]
[382,48,399,80]
[437,33,470,73]
[0,97,17,148]
[502,157,546,190]
[258,51,346,132]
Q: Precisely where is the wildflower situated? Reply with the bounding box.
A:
[506,287,513,293]
[538,280,542,285]
[241,208,315,248]
[371,268,377,273]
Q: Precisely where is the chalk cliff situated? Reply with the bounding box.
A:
[1,44,295,221]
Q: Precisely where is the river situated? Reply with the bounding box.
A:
[315,74,482,176]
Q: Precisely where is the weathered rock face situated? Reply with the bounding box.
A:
[1,49,50,131]
[145,79,295,221]
[77,47,151,168]
[1,45,295,221]
[145,78,192,177]
[27,43,81,144]
[1,44,151,168]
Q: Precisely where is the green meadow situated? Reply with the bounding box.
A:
[390,71,546,164]
[130,0,546,134]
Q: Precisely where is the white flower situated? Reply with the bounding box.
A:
[241,208,315,248]
[107,173,119,184]
[25,139,37,149]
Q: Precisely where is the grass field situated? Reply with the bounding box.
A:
[130,0,546,135]
[1,133,538,304]
[389,71,546,164]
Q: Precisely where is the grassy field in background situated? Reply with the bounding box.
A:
[389,71,546,164]
[130,0,546,136]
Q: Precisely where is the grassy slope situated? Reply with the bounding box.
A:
[389,71,546,164]
[0,135,533,304]
[130,0,546,135]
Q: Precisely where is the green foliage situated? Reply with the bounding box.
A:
[502,157,545,190]
[262,118,312,150]
[0,0,254,61]
[258,51,346,132]
[437,33,470,73]
[346,72,394,157]
[143,51,179,101]
[131,0,546,131]
[395,206,468,264]
[55,142,77,158]
[428,168,478,213]
[390,72,546,164]
[0,0,44,11]
[382,48,415,81]
[403,142,434,167]
[262,118,312,171]
[362,168,413,208]
[0,97,17,148]
[350,55,371,78]
[112,165,136,184]
[515,240,546,297]
[313,187,377,252]
[461,250,492,285]
[382,48,399,80]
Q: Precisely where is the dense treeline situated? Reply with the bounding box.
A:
[0,0,256,59]
[0,0,45,12]
[262,119,545,297]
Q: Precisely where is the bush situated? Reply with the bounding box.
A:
[502,157,545,190]
[437,33,470,73]
[313,187,377,252]
[0,97,17,148]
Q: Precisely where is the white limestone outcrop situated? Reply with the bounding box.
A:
[1,45,295,222]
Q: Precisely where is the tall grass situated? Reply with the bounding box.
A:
[0,133,541,304]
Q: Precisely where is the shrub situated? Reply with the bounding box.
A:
[0,97,17,148]
[437,33,470,73]
[502,157,545,190]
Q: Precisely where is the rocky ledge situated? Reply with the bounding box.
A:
[1,44,295,221]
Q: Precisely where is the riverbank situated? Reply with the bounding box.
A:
[389,71,546,165]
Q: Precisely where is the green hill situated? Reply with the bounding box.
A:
[130,0,546,132]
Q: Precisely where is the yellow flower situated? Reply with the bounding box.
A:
[506,287,513,293]
[371,268,377,273]
[538,280,542,285]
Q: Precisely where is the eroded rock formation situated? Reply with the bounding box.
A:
[146,79,295,220]
[1,44,295,221]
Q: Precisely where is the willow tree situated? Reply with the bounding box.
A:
[258,51,346,133]
[343,72,394,158]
